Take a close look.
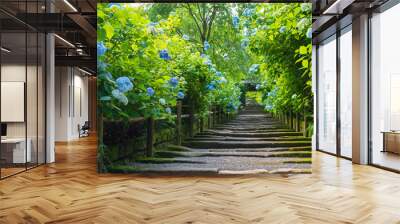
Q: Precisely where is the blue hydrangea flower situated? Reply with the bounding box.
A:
[159,49,171,60]
[256,84,261,90]
[148,22,158,27]
[307,28,312,39]
[111,89,128,105]
[251,28,257,36]
[249,64,260,74]
[241,38,249,48]
[115,77,133,93]
[97,61,107,71]
[159,98,166,105]
[265,105,273,110]
[223,53,229,60]
[207,84,215,91]
[108,3,121,9]
[232,16,239,29]
[182,34,190,40]
[279,26,286,33]
[204,41,210,51]
[146,87,155,96]
[97,42,106,57]
[210,67,217,73]
[216,71,222,77]
[165,107,172,114]
[169,77,179,87]
[242,8,253,17]
[177,91,185,99]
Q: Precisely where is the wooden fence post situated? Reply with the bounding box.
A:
[200,116,204,132]
[213,106,217,127]
[207,106,212,129]
[146,117,154,157]
[176,100,182,145]
[189,103,194,137]
[289,111,293,129]
[218,106,224,124]
[303,111,307,137]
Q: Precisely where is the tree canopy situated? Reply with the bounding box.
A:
[97,3,312,120]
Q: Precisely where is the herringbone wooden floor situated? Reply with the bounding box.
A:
[1,136,400,224]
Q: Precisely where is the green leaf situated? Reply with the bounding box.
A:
[299,46,307,55]
[104,22,114,40]
[302,60,308,68]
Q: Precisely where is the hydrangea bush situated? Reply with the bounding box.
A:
[98,3,242,121]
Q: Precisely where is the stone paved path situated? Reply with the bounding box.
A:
[130,103,312,174]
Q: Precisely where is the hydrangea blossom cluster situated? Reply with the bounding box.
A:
[159,98,166,105]
[108,3,122,9]
[241,38,249,48]
[182,34,190,41]
[279,26,286,33]
[177,91,185,99]
[203,41,211,51]
[147,22,163,35]
[232,16,239,29]
[146,87,155,96]
[97,42,107,57]
[248,64,260,74]
[255,84,261,90]
[159,49,171,60]
[169,77,179,87]
[165,107,172,114]
[265,104,273,110]
[242,8,254,17]
[267,87,278,97]
[111,89,128,105]
[207,83,216,91]
[115,77,133,93]
[307,28,312,39]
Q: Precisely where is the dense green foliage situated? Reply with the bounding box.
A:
[243,4,312,114]
[97,3,312,120]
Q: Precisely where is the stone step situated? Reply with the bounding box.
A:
[187,136,311,142]
[175,150,311,158]
[183,140,311,149]
[213,126,288,131]
[199,131,303,137]
[207,146,312,153]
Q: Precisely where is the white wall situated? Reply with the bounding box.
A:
[55,67,89,141]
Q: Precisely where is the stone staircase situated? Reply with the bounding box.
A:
[129,103,312,174]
